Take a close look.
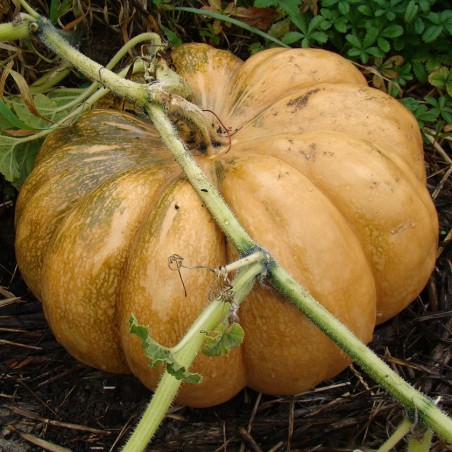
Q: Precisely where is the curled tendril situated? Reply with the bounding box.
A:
[167,254,238,301]
[202,109,232,152]
[168,254,187,297]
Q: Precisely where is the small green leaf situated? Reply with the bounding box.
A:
[282,31,304,45]
[367,46,385,58]
[378,37,390,53]
[334,17,348,33]
[254,0,279,7]
[418,0,431,14]
[412,61,429,83]
[338,0,350,15]
[161,25,182,47]
[422,25,443,43]
[405,1,419,23]
[414,17,426,35]
[0,136,42,189]
[129,315,202,384]
[357,5,372,16]
[363,27,379,47]
[345,33,361,48]
[381,24,404,38]
[428,66,450,92]
[203,323,245,357]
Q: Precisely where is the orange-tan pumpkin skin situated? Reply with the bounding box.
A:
[15,44,438,408]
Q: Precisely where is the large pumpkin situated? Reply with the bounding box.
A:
[15,44,438,407]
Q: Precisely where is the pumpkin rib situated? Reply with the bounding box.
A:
[40,165,183,373]
[218,153,377,394]
[223,48,367,123]
[116,177,246,407]
[224,141,437,322]
[171,43,244,115]
[232,84,426,183]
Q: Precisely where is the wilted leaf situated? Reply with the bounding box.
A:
[232,7,277,31]
[203,322,244,357]
[129,314,202,384]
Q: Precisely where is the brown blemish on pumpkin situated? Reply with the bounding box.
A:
[287,88,320,113]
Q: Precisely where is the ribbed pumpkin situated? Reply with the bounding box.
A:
[15,43,438,407]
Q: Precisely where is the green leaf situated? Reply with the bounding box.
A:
[282,31,304,44]
[129,315,202,384]
[405,1,419,23]
[363,27,379,47]
[381,24,404,38]
[422,25,443,42]
[414,17,426,35]
[310,31,328,44]
[357,5,372,16]
[338,0,350,15]
[378,37,390,53]
[203,323,245,357]
[308,15,325,33]
[161,25,182,47]
[440,10,452,34]
[412,61,429,83]
[254,0,279,6]
[367,46,385,58]
[0,136,42,189]
[418,0,431,14]
[428,66,451,93]
[345,33,361,48]
[322,0,338,7]
[278,0,304,24]
[0,100,41,130]
[334,17,349,33]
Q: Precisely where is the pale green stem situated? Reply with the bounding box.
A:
[173,251,268,354]
[378,418,412,452]
[408,428,433,452]
[268,265,452,443]
[33,16,215,147]
[145,104,256,255]
[50,32,160,109]
[30,63,72,94]
[18,0,39,18]
[123,261,265,451]
[0,21,30,41]
[32,17,149,105]
[220,250,267,274]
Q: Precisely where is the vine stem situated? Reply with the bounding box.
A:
[123,260,266,451]
[268,266,452,442]
[0,20,30,40]
[12,13,452,447]
[146,105,256,255]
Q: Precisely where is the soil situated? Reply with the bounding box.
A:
[0,3,451,451]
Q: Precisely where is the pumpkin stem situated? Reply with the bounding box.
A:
[123,259,266,451]
[29,16,221,154]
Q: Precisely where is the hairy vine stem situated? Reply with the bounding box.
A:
[3,9,451,448]
[123,259,266,451]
